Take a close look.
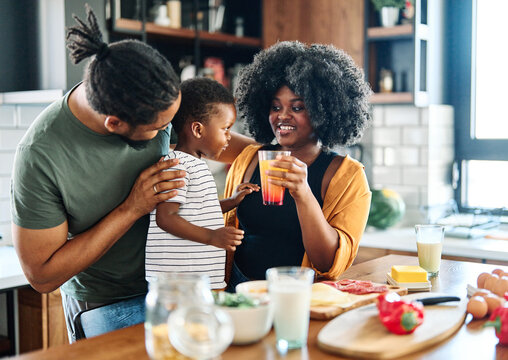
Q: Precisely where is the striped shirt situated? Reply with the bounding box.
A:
[146,151,226,289]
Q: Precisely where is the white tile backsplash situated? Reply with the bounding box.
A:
[373,147,384,166]
[0,105,17,127]
[383,147,396,166]
[0,177,10,198]
[402,167,428,186]
[373,165,402,185]
[402,127,428,145]
[372,105,384,127]
[384,105,419,126]
[373,127,401,146]
[0,129,26,150]
[398,146,420,166]
[0,199,11,223]
[388,184,421,207]
[18,105,47,127]
[0,153,15,176]
[366,104,455,226]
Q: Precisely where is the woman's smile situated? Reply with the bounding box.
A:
[269,86,316,148]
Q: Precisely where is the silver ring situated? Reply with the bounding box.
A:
[153,184,158,194]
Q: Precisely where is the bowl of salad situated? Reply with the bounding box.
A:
[213,292,273,345]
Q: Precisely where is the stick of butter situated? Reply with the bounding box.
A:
[391,265,428,283]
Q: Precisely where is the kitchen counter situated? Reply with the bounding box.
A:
[361,226,508,263]
[8,255,505,360]
[0,246,28,290]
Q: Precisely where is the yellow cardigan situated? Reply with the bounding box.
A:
[223,144,371,280]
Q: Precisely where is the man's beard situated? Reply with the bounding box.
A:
[118,135,150,150]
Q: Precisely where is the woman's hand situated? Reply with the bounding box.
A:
[266,155,311,202]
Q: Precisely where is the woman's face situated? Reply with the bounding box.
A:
[269,86,317,149]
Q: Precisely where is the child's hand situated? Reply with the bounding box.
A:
[232,182,260,205]
[208,227,244,251]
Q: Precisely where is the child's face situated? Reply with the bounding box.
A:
[200,103,236,160]
[268,86,317,149]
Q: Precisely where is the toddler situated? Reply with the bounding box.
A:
[146,78,258,289]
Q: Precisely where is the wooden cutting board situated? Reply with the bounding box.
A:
[310,283,407,320]
[317,292,467,359]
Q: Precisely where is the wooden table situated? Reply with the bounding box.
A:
[11,255,508,359]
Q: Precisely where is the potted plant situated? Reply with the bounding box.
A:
[371,0,406,27]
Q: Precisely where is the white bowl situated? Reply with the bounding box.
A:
[220,303,273,345]
[235,280,269,303]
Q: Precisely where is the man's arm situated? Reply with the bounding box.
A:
[215,131,257,164]
[12,158,185,293]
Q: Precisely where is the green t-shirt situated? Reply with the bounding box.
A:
[11,86,170,302]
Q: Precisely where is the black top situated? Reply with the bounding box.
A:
[235,148,337,280]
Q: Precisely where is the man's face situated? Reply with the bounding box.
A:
[121,92,182,149]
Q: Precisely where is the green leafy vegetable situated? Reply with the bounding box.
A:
[213,292,258,308]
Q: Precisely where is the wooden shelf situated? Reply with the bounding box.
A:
[114,18,262,48]
[367,24,413,40]
[370,92,413,104]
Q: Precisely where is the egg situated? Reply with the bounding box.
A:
[492,277,508,297]
[484,274,500,292]
[484,294,504,314]
[477,272,491,289]
[492,268,506,277]
[467,296,488,319]
[471,289,491,298]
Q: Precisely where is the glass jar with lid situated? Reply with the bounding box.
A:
[145,273,214,360]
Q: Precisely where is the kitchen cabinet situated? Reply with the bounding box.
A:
[263,0,364,67]
[364,0,445,106]
[108,0,262,88]
[17,288,67,353]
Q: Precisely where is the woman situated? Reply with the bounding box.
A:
[224,41,372,289]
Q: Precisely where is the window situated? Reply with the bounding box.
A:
[448,0,508,214]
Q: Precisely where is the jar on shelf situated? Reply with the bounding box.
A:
[167,0,181,29]
[379,68,394,93]
[235,17,244,37]
[144,273,214,360]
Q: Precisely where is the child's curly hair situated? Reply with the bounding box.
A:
[171,77,235,134]
[234,41,372,148]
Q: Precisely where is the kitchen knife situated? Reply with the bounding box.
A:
[416,296,461,305]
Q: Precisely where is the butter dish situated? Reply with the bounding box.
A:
[386,272,432,292]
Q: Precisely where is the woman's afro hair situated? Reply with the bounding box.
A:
[234,41,372,148]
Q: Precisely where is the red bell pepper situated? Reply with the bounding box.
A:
[484,304,508,345]
[377,292,424,335]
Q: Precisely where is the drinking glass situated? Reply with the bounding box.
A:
[168,304,234,360]
[415,224,445,277]
[258,150,291,205]
[144,273,214,360]
[266,266,315,350]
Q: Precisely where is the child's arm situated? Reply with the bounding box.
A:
[220,182,260,213]
[156,202,244,251]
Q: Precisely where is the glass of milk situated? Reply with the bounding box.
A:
[415,224,445,277]
[266,266,315,350]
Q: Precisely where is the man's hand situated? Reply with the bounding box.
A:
[208,227,244,251]
[122,157,186,217]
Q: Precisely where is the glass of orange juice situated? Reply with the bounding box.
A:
[258,150,291,206]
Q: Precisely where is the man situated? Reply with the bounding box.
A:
[10,5,253,342]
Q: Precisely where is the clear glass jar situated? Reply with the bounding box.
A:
[145,273,213,360]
